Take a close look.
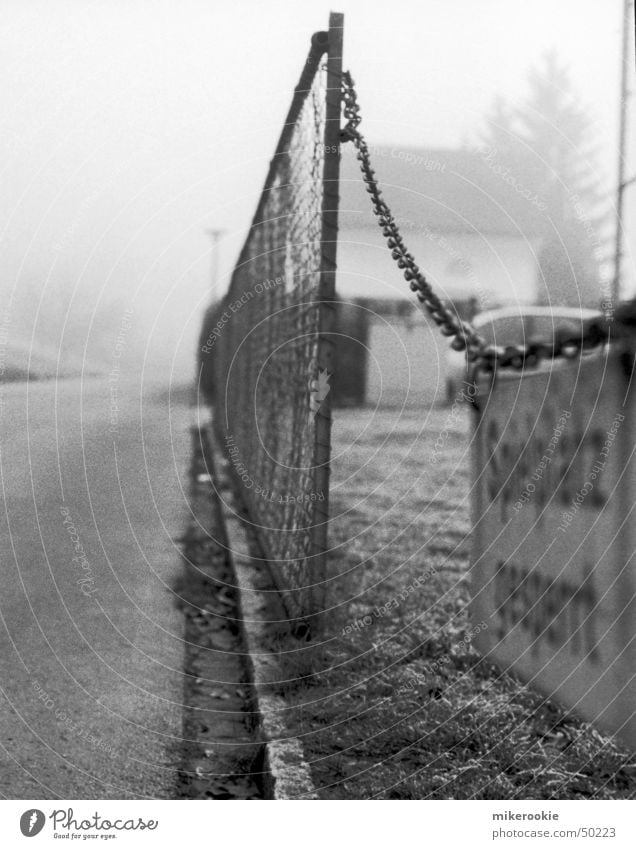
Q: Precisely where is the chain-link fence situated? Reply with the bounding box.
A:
[202,14,343,630]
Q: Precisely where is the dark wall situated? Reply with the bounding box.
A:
[332,300,369,407]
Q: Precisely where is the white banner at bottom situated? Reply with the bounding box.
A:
[1,800,635,848]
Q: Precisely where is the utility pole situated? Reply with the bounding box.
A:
[613,0,635,303]
[206,228,225,292]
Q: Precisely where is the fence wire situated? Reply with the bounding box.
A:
[206,18,343,628]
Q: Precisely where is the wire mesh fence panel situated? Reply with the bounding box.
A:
[210,15,343,628]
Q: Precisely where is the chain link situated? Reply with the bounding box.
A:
[339,70,612,372]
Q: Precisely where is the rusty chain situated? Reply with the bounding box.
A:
[339,70,613,373]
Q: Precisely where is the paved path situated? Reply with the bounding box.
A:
[0,376,192,798]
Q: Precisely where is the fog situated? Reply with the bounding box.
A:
[1,0,633,384]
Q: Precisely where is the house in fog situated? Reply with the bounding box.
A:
[333,144,548,407]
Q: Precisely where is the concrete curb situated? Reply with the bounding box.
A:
[205,425,319,801]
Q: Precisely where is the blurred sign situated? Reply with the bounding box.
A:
[470,342,636,749]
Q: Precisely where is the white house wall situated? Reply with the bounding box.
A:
[336,226,540,309]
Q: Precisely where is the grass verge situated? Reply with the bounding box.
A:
[280,405,636,799]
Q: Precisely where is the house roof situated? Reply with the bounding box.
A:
[338,144,547,238]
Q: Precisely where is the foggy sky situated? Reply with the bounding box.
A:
[1,0,633,381]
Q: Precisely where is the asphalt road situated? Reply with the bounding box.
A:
[0,375,194,799]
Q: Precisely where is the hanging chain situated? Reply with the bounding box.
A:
[339,70,613,372]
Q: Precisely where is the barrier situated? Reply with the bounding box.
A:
[205,13,343,629]
[470,336,636,749]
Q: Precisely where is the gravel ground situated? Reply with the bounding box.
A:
[174,430,262,800]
